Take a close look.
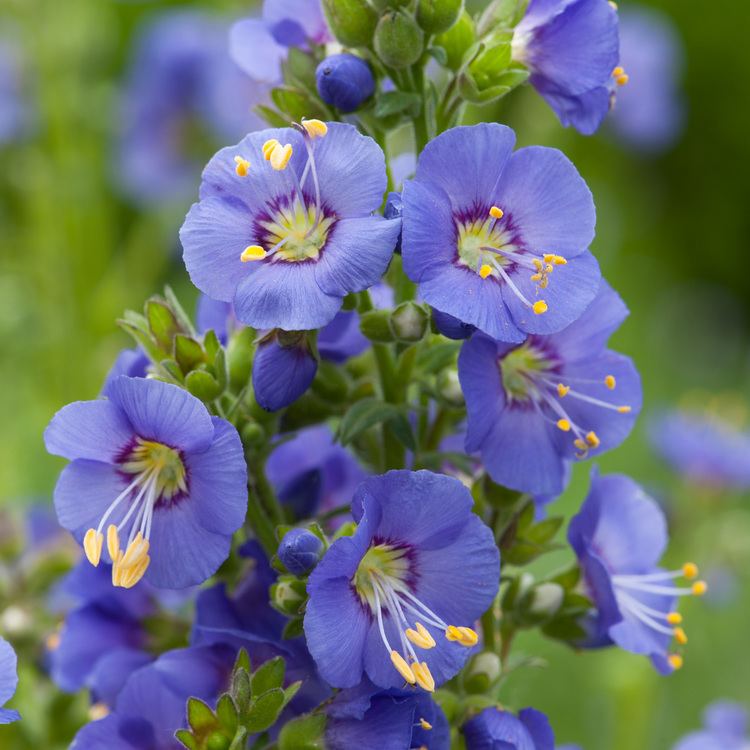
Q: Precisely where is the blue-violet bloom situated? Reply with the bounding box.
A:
[278,528,324,575]
[0,636,20,724]
[316,54,376,113]
[463,706,555,750]
[673,701,749,750]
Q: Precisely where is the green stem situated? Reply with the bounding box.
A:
[424,406,450,452]
[481,608,498,653]
[245,488,278,558]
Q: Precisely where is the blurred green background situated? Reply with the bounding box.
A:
[1,0,748,748]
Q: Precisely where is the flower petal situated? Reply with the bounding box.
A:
[229,19,286,83]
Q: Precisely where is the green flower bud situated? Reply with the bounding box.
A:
[528,582,565,619]
[417,0,464,35]
[241,421,266,449]
[463,651,502,693]
[271,576,308,616]
[435,10,475,70]
[370,0,411,11]
[374,11,425,69]
[436,369,464,407]
[226,327,255,390]
[390,301,429,342]
[207,733,231,750]
[322,0,378,47]
[360,309,395,342]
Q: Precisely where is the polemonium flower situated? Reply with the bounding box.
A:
[649,410,750,490]
[230,0,330,85]
[512,0,620,135]
[101,349,150,396]
[402,124,600,343]
[305,470,499,692]
[0,40,29,145]
[0,636,20,724]
[278,528,324,575]
[265,425,365,519]
[611,6,685,152]
[180,120,400,331]
[463,706,555,750]
[326,680,450,749]
[45,376,247,589]
[316,54,375,113]
[118,11,265,204]
[568,472,707,673]
[70,645,233,750]
[458,281,640,495]
[673,701,748,750]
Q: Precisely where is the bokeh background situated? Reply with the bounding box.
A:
[1,0,748,748]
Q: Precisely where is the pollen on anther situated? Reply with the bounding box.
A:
[557,419,571,432]
[533,300,548,315]
[270,143,293,171]
[241,245,267,263]
[234,155,251,177]
[666,612,682,625]
[668,654,683,671]
[83,528,103,567]
[107,524,120,561]
[605,375,616,390]
[262,139,280,160]
[691,581,707,596]
[479,264,493,279]
[674,627,688,645]
[419,718,433,731]
[617,406,631,414]
[390,650,417,684]
[302,118,328,138]
[585,431,600,448]
[682,562,699,580]
[489,206,504,219]
[557,383,570,397]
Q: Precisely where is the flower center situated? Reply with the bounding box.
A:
[608,562,707,672]
[352,541,478,693]
[81,438,187,589]
[500,342,554,403]
[259,202,335,263]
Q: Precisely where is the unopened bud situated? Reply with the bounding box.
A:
[464,651,502,693]
[374,11,425,69]
[271,575,308,616]
[390,301,429,342]
[322,0,378,47]
[417,0,464,35]
[436,10,475,71]
[316,54,375,113]
[529,582,564,618]
[278,528,324,575]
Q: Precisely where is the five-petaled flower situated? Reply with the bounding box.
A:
[0,636,20,724]
[45,376,247,589]
[180,120,401,332]
[463,706,555,750]
[402,123,600,344]
[458,281,641,495]
[304,470,499,693]
[568,471,707,673]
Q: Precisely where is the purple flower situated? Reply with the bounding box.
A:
[318,310,370,362]
[648,410,750,490]
[0,637,20,724]
[278,528,324,575]
[673,701,748,750]
[253,331,318,412]
[316,54,375,113]
[266,425,365,520]
[0,40,30,145]
[568,471,707,673]
[180,121,400,331]
[70,645,233,750]
[102,349,150,396]
[512,0,620,135]
[463,706,555,750]
[45,376,247,589]
[230,0,331,85]
[117,10,266,204]
[458,281,641,495]
[402,124,600,343]
[326,681,449,749]
[304,470,499,692]
[611,6,685,152]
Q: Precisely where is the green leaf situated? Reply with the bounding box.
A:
[337,398,399,445]
[278,713,327,750]
[184,370,223,402]
[227,727,248,750]
[388,411,417,451]
[158,359,184,384]
[216,694,239,734]
[282,681,302,707]
[164,285,197,336]
[231,668,252,709]
[549,563,581,590]
[426,45,448,66]
[255,105,290,128]
[283,48,319,91]
[187,697,218,733]
[203,329,221,362]
[234,648,251,675]
[524,516,564,545]
[373,90,422,118]
[174,334,206,374]
[175,729,198,750]
[244,688,286,733]
[146,299,181,350]
[251,656,286,695]
[271,87,327,122]
[282,617,305,640]
[417,341,460,373]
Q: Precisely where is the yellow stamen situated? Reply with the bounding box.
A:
[262,139,280,160]
[119,533,149,570]
[616,74,629,86]
[530,273,543,282]
[302,119,328,138]
[617,406,632,414]
[241,245,267,263]
[406,628,435,650]
[682,562,699,580]
[119,555,150,589]
[557,419,571,432]
[613,66,625,77]
[553,255,567,265]
[574,438,588,452]
[270,143,293,171]
[83,529,103,567]
[419,718,433,731]
[107,524,120,561]
[234,155,251,177]
[532,300,548,315]
[46,632,61,651]
[112,551,125,587]
[691,581,707,596]
[666,612,682,625]
[532,259,544,271]
[415,622,435,646]
[456,626,479,647]
[604,375,616,390]
[479,264,493,279]
[390,650,416,684]
[674,627,688,645]
[585,431,600,448]
[89,703,110,721]
[557,383,570,397]
[489,206,504,220]
[668,654,683,671]
[445,625,462,642]
[411,661,435,692]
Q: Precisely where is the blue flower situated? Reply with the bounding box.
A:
[0,636,20,724]
[180,121,400,331]
[230,0,331,85]
[304,470,499,692]
[0,40,30,145]
[673,701,748,750]
[266,425,366,520]
[102,349,150,396]
[463,706,555,750]
[512,0,620,135]
[117,10,266,204]
[458,281,641,495]
[70,645,234,750]
[649,409,750,490]
[610,6,685,152]
[45,376,247,589]
[326,680,450,749]
[253,331,318,412]
[402,123,600,343]
[568,471,707,673]
[278,528,324,575]
[316,54,375,113]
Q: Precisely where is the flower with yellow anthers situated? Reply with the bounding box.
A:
[305,471,499,692]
